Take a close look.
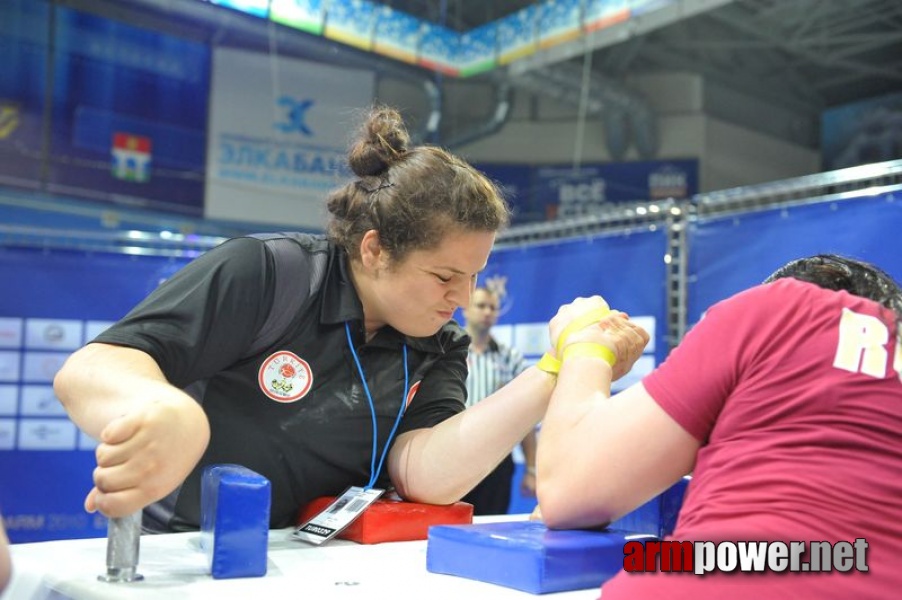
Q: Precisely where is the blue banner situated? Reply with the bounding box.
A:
[476,159,698,224]
[0,0,50,187]
[0,1,209,214]
[477,164,539,222]
[474,230,669,515]
[0,248,190,542]
[687,190,902,325]
[534,159,698,216]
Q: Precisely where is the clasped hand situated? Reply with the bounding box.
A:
[87,393,209,518]
[549,296,650,380]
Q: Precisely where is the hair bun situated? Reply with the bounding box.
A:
[348,106,411,178]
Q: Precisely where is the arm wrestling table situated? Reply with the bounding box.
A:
[2,517,601,600]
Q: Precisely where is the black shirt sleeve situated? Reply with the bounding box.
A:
[397,324,470,433]
[92,237,275,387]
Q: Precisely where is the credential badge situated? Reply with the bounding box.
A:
[258,351,313,403]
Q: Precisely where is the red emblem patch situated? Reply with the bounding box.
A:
[258,351,313,403]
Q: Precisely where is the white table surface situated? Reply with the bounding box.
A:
[2,516,601,600]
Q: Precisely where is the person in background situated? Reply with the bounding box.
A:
[535,254,902,598]
[52,105,650,533]
[460,286,537,515]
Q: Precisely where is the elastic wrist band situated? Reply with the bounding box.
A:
[561,342,616,367]
[536,352,561,375]
[555,304,611,359]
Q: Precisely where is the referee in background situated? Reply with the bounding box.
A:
[461,286,538,515]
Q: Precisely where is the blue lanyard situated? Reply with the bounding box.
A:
[345,322,409,489]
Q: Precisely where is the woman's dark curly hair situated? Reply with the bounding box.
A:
[326,105,510,263]
[765,254,902,324]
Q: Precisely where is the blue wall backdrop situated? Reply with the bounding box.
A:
[478,159,699,224]
[482,230,669,514]
[1,230,673,537]
[0,248,190,542]
[487,230,669,364]
[0,0,209,214]
[2,189,901,540]
[687,189,902,325]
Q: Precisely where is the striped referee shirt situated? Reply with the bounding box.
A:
[465,337,527,408]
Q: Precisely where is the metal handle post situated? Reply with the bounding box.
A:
[98,512,144,583]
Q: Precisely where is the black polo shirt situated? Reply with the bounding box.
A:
[92,233,469,532]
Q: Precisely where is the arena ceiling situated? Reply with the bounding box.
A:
[392,0,902,114]
[64,0,902,148]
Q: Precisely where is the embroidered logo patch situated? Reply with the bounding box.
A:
[258,351,313,403]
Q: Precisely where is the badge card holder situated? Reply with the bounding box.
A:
[293,324,407,546]
[293,486,384,545]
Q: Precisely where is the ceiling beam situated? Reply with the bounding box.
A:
[506,0,738,76]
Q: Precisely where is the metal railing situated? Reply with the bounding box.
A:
[0,224,225,258]
[3,159,900,347]
[693,159,902,218]
[495,159,902,349]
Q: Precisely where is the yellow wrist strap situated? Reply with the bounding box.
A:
[536,352,561,375]
[555,304,610,358]
[561,342,616,367]
[536,301,613,376]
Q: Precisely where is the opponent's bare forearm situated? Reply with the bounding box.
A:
[537,356,616,526]
[538,360,698,529]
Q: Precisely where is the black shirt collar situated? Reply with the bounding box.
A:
[320,245,364,325]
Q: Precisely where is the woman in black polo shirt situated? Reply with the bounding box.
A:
[53,105,649,531]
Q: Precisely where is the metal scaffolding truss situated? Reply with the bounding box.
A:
[399,0,902,149]
[496,197,680,248]
[497,160,902,246]
[693,159,902,217]
[696,0,902,111]
[0,224,225,258]
[497,159,902,350]
[1,161,900,351]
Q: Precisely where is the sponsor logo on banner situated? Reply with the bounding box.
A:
[648,165,689,199]
[537,166,607,220]
[0,318,23,348]
[43,325,65,344]
[205,47,375,228]
[276,96,315,136]
[0,101,20,139]
[111,132,152,182]
[258,351,313,402]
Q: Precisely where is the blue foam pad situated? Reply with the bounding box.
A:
[659,475,691,536]
[200,464,271,579]
[426,521,657,594]
[609,475,690,537]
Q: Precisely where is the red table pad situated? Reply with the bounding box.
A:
[297,496,474,544]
